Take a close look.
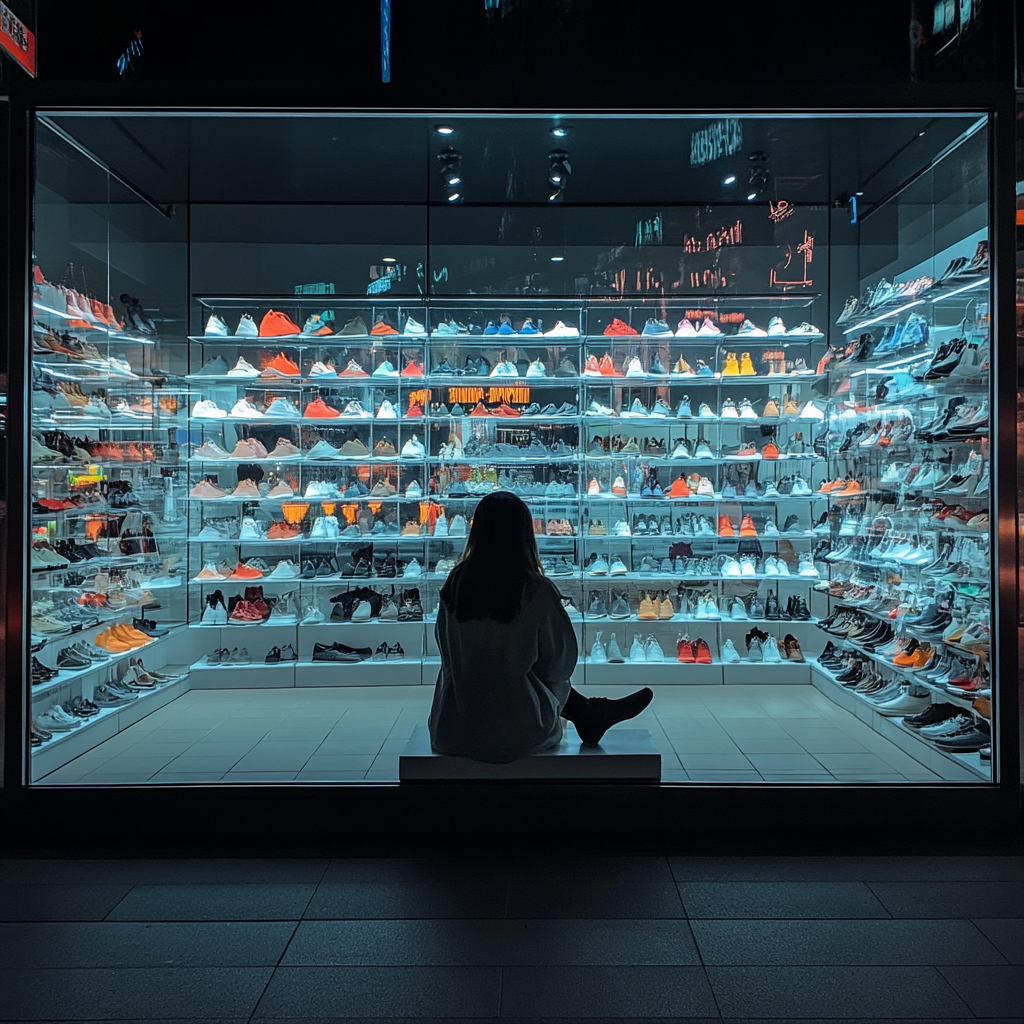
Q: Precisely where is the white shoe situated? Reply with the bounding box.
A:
[607,634,625,663]
[268,559,300,579]
[204,315,229,336]
[721,639,741,664]
[306,439,341,459]
[226,357,260,377]
[238,517,263,541]
[401,435,426,458]
[373,361,399,377]
[301,604,325,624]
[230,399,265,419]
[376,400,398,419]
[590,631,608,663]
[265,399,302,418]
[191,399,226,418]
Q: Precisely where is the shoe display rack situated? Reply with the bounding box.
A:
[29,267,191,777]
[808,241,993,781]
[184,297,832,689]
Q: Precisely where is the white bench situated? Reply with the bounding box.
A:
[399,723,661,781]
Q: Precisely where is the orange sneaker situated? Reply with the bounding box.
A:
[838,478,862,495]
[603,318,639,336]
[406,400,424,418]
[739,514,758,537]
[259,310,301,336]
[611,476,627,497]
[371,319,399,335]
[230,561,264,580]
[761,441,780,459]
[469,402,490,416]
[492,402,520,417]
[401,359,424,377]
[304,396,341,418]
[598,353,623,377]
[261,352,301,376]
[818,478,844,493]
[764,398,780,417]
[339,359,369,377]
[718,515,735,537]
[666,475,690,498]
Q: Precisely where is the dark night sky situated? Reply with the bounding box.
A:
[32,0,920,87]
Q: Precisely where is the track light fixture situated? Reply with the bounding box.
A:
[438,148,463,203]
[747,150,770,199]
[547,150,571,201]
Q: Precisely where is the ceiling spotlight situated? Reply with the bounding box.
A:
[746,192,758,201]
[547,149,572,188]
[382,257,397,264]
[723,174,737,186]
[435,125,454,135]
[550,126,569,138]
[550,255,564,262]
[747,150,770,199]
[438,148,464,201]
[548,187,564,203]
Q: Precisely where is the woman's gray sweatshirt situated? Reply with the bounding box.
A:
[428,575,579,763]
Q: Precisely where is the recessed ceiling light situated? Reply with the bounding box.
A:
[436,125,454,135]
[382,257,397,264]
[746,192,758,201]
[723,174,737,185]
[550,126,568,138]
[550,255,564,262]
[447,191,462,203]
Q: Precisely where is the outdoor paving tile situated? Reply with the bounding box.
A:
[322,857,510,885]
[868,881,1024,918]
[678,881,889,919]
[972,919,1024,963]
[106,883,315,921]
[669,857,1024,883]
[0,859,328,885]
[0,966,273,1020]
[500,965,719,1018]
[691,919,1007,965]
[0,921,297,968]
[936,965,1024,1017]
[0,885,132,922]
[706,965,971,1019]
[305,882,507,919]
[282,918,700,966]
[252,966,501,1017]
[509,857,674,884]
[506,881,686,919]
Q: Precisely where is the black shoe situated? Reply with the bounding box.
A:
[903,702,962,729]
[564,687,654,745]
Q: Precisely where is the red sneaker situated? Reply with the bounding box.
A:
[604,318,638,336]
[598,353,623,377]
[401,360,424,377]
[262,352,301,376]
[406,400,424,418]
[677,639,695,663]
[583,354,601,374]
[259,310,301,337]
[694,638,713,664]
[492,402,520,417]
[304,396,341,418]
[469,402,490,416]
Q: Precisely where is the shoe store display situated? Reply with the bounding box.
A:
[23,107,997,793]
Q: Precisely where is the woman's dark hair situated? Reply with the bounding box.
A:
[441,491,542,623]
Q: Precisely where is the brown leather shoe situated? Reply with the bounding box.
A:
[784,634,805,662]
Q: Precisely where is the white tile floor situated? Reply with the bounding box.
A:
[37,683,943,784]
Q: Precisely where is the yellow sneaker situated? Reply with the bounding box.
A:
[739,351,756,375]
[638,593,658,620]
[722,352,740,376]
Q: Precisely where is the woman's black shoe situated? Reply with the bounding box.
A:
[562,687,654,745]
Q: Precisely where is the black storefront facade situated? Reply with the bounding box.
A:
[0,68,1020,844]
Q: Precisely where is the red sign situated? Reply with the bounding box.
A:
[0,3,34,76]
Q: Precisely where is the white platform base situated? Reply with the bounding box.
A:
[399,722,660,781]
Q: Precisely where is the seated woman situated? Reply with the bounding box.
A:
[429,491,653,763]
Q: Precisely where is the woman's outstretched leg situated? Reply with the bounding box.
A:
[561,685,654,745]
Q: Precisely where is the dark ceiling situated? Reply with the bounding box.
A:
[39,113,982,213]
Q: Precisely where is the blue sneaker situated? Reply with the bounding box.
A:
[676,396,693,417]
[641,318,673,337]
[650,354,668,375]
[696,361,714,377]
[483,321,499,335]
[518,318,539,335]
[498,320,515,336]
